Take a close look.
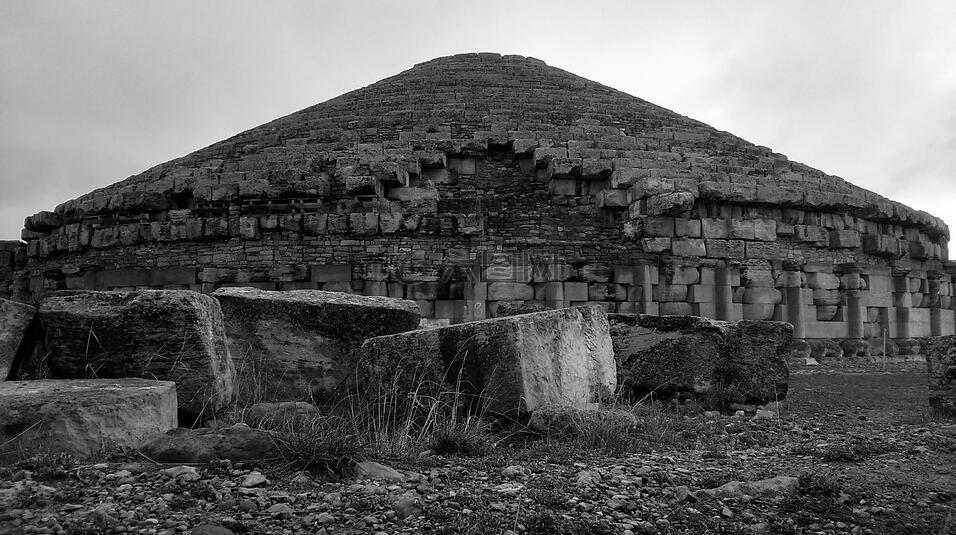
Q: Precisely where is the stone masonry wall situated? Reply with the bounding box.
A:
[4,53,952,350]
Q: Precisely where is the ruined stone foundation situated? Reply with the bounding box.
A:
[3,53,952,355]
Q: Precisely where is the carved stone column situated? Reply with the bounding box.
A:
[714,266,734,321]
[840,264,865,339]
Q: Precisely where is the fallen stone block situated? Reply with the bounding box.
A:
[608,314,791,407]
[140,423,274,463]
[355,305,616,416]
[895,338,920,355]
[0,378,177,458]
[38,290,235,421]
[920,336,956,417]
[809,339,844,361]
[212,287,420,402]
[704,475,800,499]
[0,298,35,379]
[495,301,548,317]
[840,339,870,358]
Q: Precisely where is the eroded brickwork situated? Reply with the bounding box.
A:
[5,53,953,350]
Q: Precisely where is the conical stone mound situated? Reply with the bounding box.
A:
[6,53,954,349]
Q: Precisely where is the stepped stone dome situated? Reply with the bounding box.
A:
[4,52,954,349]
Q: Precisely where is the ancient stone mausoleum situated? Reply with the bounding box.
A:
[3,53,954,353]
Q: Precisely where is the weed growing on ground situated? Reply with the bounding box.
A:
[270,413,364,477]
[262,354,499,473]
[17,449,76,481]
[429,414,492,456]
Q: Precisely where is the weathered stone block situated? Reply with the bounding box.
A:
[213,288,420,402]
[356,306,616,415]
[345,175,378,195]
[379,213,403,234]
[596,189,629,208]
[806,272,841,290]
[579,158,611,178]
[533,147,569,168]
[549,178,577,196]
[24,210,63,232]
[327,214,350,233]
[588,283,627,301]
[743,287,783,304]
[675,219,702,238]
[741,269,774,288]
[610,167,644,188]
[487,282,535,301]
[239,216,260,240]
[653,284,688,302]
[642,237,672,252]
[642,216,676,237]
[660,302,693,315]
[0,378,177,458]
[920,336,956,417]
[581,264,613,283]
[775,271,803,288]
[705,240,745,259]
[140,423,275,463]
[700,219,730,239]
[631,177,675,198]
[812,289,843,306]
[485,262,533,282]
[753,219,777,241]
[829,230,861,249]
[311,264,351,282]
[862,234,900,258]
[688,285,714,303]
[729,219,756,240]
[37,290,235,421]
[667,266,701,285]
[816,305,840,321]
[1,298,35,379]
[565,282,588,302]
[646,192,694,216]
[349,213,379,235]
[795,225,828,245]
[406,282,440,300]
[742,303,776,320]
[612,265,637,284]
[608,314,791,406]
[672,238,706,257]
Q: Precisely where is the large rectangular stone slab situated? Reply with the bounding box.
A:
[355,305,616,416]
[921,336,956,417]
[608,313,792,407]
[0,378,177,458]
[213,287,420,401]
[38,290,235,421]
[0,298,35,379]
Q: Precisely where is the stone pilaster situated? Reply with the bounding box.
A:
[780,268,807,339]
[714,266,734,321]
[838,263,866,340]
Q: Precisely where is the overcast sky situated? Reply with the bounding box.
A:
[1,1,954,244]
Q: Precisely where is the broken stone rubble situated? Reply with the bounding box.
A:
[0,378,177,457]
[1,283,946,462]
[608,313,791,406]
[212,287,420,402]
[354,305,616,416]
[36,289,236,421]
[0,297,34,379]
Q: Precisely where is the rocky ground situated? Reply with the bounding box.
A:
[1,364,953,535]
